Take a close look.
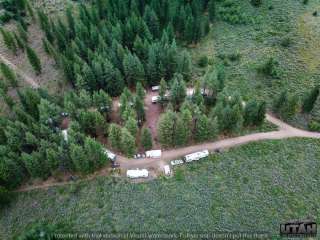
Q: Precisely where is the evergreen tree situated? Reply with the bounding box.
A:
[157,110,176,147]
[141,127,152,150]
[0,28,17,54]
[0,62,18,87]
[134,96,145,123]
[170,74,186,109]
[311,94,320,122]
[26,46,41,75]
[244,99,266,126]
[143,6,160,38]
[302,86,319,113]
[123,53,145,86]
[159,78,167,104]
[177,50,192,80]
[136,81,146,100]
[108,123,122,150]
[120,128,136,157]
[194,113,210,142]
[92,90,112,116]
[17,22,28,43]
[125,117,138,137]
[180,108,193,143]
[208,0,216,22]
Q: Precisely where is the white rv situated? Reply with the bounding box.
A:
[104,149,117,161]
[151,86,160,91]
[164,165,171,176]
[126,169,149,178]
[61,130,68,142]
[184,150,209,163]
[151,96,160,103]
[145,149,162,158]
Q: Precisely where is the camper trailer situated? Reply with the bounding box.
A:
[151,86,160,91]
[164,165,171,176]
[151,96,160,103]
[126,169,149,178]
[104,149,117,161]
[145,150,162,158]
[61,129,68,142]
[184,150,209,163]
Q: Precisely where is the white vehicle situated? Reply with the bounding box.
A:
[164,165,171,176]
[145,150,162,158]
[126,169,149,178]
[151,86,160,91]
[170,159,184,166]
[61,130,68,142]
[151,96,160,103]
[104,149,117,161]
[184,150,209,163]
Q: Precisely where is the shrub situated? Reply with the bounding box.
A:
[218,0,248,24]
[308,121,320,132]
[251,0,262,7]
[0,186,12,207]
[198,56,208,67]
[280,37,292,47]
[259,57,281,78]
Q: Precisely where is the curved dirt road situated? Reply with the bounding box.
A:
[17,113,320,192]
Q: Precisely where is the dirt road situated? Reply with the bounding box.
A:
[0,53,39,88]
[17,113,320,192]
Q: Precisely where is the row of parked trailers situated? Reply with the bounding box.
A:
[127,150,209,179]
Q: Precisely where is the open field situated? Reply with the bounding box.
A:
[189,0,320,127]
[1,138,319,238]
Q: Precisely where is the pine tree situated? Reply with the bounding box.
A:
[143,6,160,38]
[311,94,320,122]
[302,86,319,113]
[120,128,136,157]
[92,90,112,116]
[170,74,186,109]
[108,124,122,151]
[159,78,167,104]
[194,113,210,142]
[0,28,17,54]
[26,46,41,75]
[0,62,18,87]
[13,33,25,51]
[125,117,138,137]
[177,50,192,80]
[208,0,216,22]
[123,53,145,87]
[180,108,193,142]
[157,110,176,147]
[141,127,152,150]
[17,22,28,43]
[134,96,145,123]
[136,81,146,100]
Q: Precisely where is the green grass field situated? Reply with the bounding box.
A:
[1,138,319,239]
[190,0,320,110]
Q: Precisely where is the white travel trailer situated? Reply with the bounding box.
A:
[151,86,160,91]
[164,165,171,176]
[126,169,149,178]
[184,150,209,163]
[151,96,160,103]
[145,150,162,158]
[104,149,117,161]
[61,129,68,142]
